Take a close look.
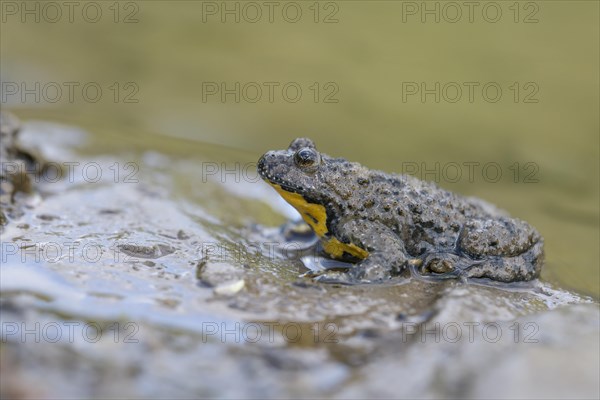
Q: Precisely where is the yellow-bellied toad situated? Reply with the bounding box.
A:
[258,138,544,283]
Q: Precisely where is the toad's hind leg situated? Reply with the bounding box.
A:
[459,240,544,282]
[420,217,544,282]
[456,217,544,282]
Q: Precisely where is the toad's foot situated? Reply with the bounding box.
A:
[412,252,465,280]
[302,253,404,284]
[300,257,356,284]
[348,253,405,283]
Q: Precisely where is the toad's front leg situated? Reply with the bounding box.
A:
[316,220,410,283]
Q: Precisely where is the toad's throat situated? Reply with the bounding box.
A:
[269,183,369,260]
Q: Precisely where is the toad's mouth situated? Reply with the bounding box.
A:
[257,156,299,194]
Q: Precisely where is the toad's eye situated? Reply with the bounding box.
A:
[294,147,320,169]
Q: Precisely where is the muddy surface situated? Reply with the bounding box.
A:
[1,116,598,399]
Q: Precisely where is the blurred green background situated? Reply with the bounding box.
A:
[1,0,598,296]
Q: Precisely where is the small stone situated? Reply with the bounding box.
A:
[213,280,245,296]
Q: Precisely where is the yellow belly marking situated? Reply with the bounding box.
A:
[270,183,369,260]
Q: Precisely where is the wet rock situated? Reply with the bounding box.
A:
[36,214,60,221]
[0,117,596,399]
[196,261,245,288]
[177,230,190,240]
[337,302,600,399]
[0,111,53,229]
[117,243,175,259]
